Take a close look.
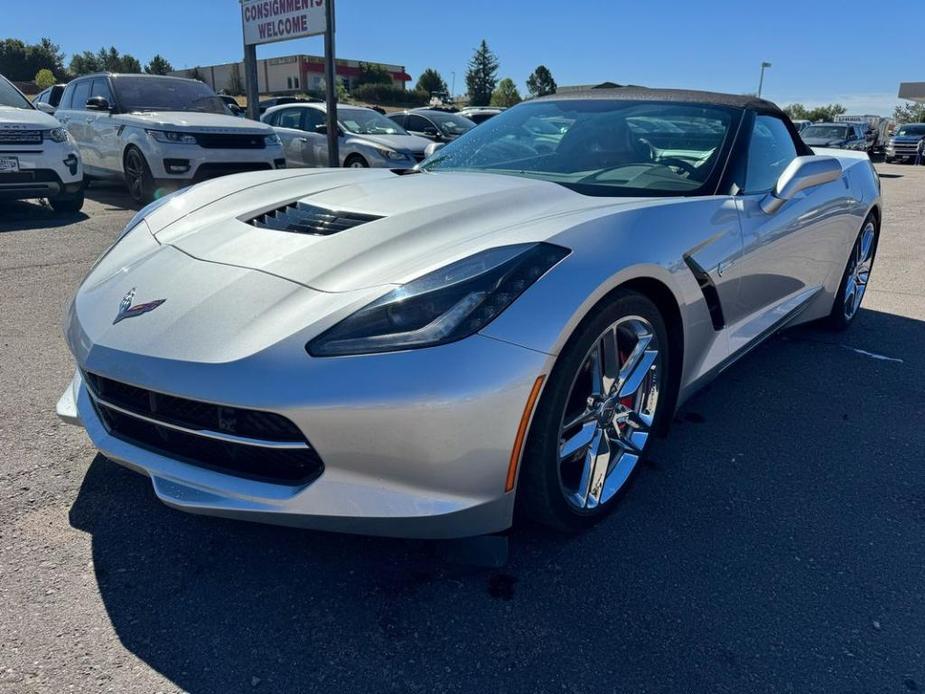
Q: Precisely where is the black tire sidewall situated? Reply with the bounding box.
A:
[345,155,368,168]
[827,212,880,331]
[517,290,671,532]
[124,148,154,205]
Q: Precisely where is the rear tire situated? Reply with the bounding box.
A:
[517,290,671,532]
[826,213,879,331]
[123,147,154,205]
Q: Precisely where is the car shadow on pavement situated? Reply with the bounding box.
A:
[67,307,925,693]
[83,180,138,211]
[0,200,88,232]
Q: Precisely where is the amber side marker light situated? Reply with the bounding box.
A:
[506,375,546,492]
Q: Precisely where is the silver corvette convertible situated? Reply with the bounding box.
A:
[57,88,881,538]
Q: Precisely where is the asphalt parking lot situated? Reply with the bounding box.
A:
[1,166,923,694]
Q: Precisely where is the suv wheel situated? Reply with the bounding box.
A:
[124,147,154,205]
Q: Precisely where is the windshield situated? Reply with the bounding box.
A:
[429,112,475,136]
[802,125,848,139]
[112,76,229,114]
[339,109,408,135]
[896,124,925,137]
[0,76,33,110]
[421,99,736,197]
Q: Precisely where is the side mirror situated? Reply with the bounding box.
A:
[314,124,343,136]
[422,126,439,137]
[35,102,55,115]
[761,156,842,214]
[423,142,445,158]
[85,96,111,111]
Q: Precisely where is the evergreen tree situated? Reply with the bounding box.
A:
[526,65,557,97]
[145,54,174,75]
[465,40,499,107]
[415,68,448,96]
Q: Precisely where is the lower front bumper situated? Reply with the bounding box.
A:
[57,334,550,539]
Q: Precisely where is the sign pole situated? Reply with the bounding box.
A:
[244,43,259,121]
[323,0,339,167]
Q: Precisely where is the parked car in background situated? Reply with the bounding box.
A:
[218,95,245,117]
[791,119,811,132]
[884,122,925,163]
[0,74,84,211]
[387,109,476,143]
[33,84,66,114]
[835,115,891,153]
[262,102,431,168]
[55,73,285,204]
[457,106,505,124]
[257,96,319,115]
[800,123,868,151]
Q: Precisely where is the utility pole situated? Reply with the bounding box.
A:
[323,0,339,167]
[757,61,772,98]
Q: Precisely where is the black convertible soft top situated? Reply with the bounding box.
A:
[536,87,787,118]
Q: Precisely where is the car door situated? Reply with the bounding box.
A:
[730,113,852,351]
[268,107,305,167]
[86,77,120,173]
[56,79,92,169]
[299,107,330,167]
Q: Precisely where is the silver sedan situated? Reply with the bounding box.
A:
[262,103,431,169]
[58,88,881,538]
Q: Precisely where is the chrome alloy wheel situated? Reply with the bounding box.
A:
[843,221,876,321]
[557,316,661,511]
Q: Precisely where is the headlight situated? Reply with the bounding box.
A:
[146,129,197,144]
[45,127,70,143]
[376,148,408,161]
[307,243,569,357]
[264,133,282,146]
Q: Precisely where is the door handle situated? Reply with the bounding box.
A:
[297,137,310,143]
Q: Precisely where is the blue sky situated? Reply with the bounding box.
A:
[5,0,923,115]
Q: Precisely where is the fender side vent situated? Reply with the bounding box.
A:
[683,254,726,331]
[249,201,382,236]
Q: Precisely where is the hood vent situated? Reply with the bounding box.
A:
[249,201,382,236]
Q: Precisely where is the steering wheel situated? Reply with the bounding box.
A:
[656,156,698,177]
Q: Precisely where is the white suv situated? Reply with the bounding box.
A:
[0,74,84,212]
[56,73,285,204]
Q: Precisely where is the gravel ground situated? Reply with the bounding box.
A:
[1,167,923,693]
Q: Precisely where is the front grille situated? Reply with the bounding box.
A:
[249,201,382,236]
[192,162,272,183]
[0,130,42,145]
[0,169,60,184]
[194,133,266,149]
[85,372,323,485]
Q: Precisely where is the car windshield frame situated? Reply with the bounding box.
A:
[0,76,34,110]
[420,98,741,198]
[111,76,230,114]
[338,108,409,136]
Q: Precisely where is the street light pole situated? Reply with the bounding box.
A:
[451,71,456,100]
[757,61,772,98]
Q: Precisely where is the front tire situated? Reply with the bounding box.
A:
[48,188,84,213]
[827,213,879,330]
[344,154,369,168]
[123,147,154,205]
[517,290,670,532]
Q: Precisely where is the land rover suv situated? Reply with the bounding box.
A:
[55,73,285,204]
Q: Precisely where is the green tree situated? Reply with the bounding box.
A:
[805,103,846,122]
[415,68,447,97]
[0,38,65,81]
[465,39,499,107]
[783,103,809,120]
[354,62,391,89]
[34,68,56,89]
[68,50,102,76]
[144,54,173,75]
[490,77,521,107]
[526,65,557,98]
[893,102,925,124]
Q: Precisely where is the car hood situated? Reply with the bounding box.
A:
[118,110,272,133]
[343,132,431,153]
[0,106,61,129]
[147,168,645,292]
